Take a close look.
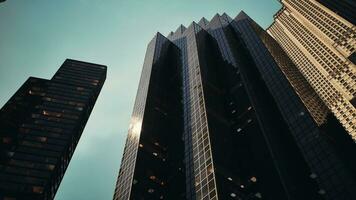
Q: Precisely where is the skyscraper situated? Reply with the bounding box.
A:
[114,11,356,200]
[0,59,106,200]
[267,0,356,140]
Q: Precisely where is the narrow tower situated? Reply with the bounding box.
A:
[0,59,106,200]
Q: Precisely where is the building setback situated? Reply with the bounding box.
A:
[267,0,356,140]
[0,59,106,200]
[113,11,356,200]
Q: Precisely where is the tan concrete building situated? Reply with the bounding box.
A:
[267,0,356,140]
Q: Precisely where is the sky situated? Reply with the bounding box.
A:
[0,0,281,199]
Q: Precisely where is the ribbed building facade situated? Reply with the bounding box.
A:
[113,11,356,200]
[267,0,356,139]
[0,59,106,200]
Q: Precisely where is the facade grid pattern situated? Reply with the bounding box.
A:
[172,23,219,200]
[268,0,356,139]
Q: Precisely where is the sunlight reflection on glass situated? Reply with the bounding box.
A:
[129,117,142,138]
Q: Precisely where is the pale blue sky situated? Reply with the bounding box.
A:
[0,0,281,199]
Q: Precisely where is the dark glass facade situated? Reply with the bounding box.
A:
[0,59,106,200]
[114,12,356,200]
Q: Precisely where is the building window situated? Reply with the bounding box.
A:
[350,97,356,108]
[250,176,257,182]
[255,193,262,198]
[348,52,356,65]
[32,186,44,194]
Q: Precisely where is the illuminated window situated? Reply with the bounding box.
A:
[76,107,83,111]
[38,137,47,142]
[255,193,262,198]
[250,176,257,182]
[310,173,317,179]
[47,164,55,171]
[207,165,214,173]
[32,186,44,194]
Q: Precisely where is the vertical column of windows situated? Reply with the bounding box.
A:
[181,24,218,200]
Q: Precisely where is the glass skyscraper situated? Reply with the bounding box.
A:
[114,11,356,200]
[0,59,106,200]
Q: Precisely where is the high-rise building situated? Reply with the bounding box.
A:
[113,11,356,200]
[267,0,356,140]
[0,59,106,200]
